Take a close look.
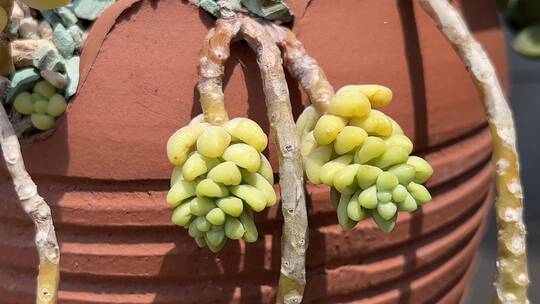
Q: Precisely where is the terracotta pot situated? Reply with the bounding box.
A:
[0,0,505,303]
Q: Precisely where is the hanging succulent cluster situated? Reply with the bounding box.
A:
[299,85,433,232]
[166,117,276,252]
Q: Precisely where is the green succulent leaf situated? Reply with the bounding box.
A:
[513,24,540,59]
[190,0,241,18]
[192,0,293,22]
[240,0,292,22]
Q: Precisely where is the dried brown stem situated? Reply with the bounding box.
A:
[240,16,308,304]
[197,17,241,125]
[263,22,335,114]
[0,76,60,304]
[419,0,529,302]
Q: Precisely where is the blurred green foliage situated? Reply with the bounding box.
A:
[498,0,540,58]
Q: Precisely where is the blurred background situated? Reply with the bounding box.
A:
[470,1,540,302]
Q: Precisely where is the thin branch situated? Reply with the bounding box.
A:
[263,22,335,114]
[0,76,60,304]
[197,17,241,125]
[419,1,529,302]
[240,16,308,304]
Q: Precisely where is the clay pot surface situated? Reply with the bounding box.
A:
[0,0,505,303]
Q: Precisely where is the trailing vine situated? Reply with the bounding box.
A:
[420,0,529,302]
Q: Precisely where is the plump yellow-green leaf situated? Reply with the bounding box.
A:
[371,210,397,233]
[170,166,184,187]
[337,84,393,109]
[305,144,333,184]
[222,143,261,172]
[207,161,242,186]
[33,80,56,99]
[407,156,434,184]
[47,94,67,117]
[296,105,320,138]
[258,153,274,184]
[301,131,318,159]
[377,191,392,203]
[229,184,266,212]
[398,194,418,212]
[182,152,218,181]
[337,193,357,230]
[333,164,361,195]
[194,216,211,232]
[387,164,416,185]
[358,185,378,209]
[33,100,49,114]
[216,197,243,217]
[241,170,277,207]
[384,134,413,154]
[224,216,245,240]
[172,203,192,227]
[167,123,206,166]
[392,184,409,203]
[195,178,229,197]
[223,117,267,152]
[31,114,55,131]
[188,220,204,238]
[407,182,432,204]
[356,165,383,189]
[189,196,216,216]
[334,126,367,155]
[313,114,347,145]
[370,146,409,169]
[167,180,196,207]
[376,172,399,191]
[328,91,371,118]
[13,92,34,115]
[196,125,231,158]
[239,210,258,243]
[205,229,226,252]
[354,137,387,164]
[206,208,226,225]
[347,191,367,221]
[377,201,397,220]
[350,110,393,137]
[320,155,353,186]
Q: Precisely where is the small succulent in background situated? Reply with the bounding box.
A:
[2,0,113,136]
[498,0,540,58]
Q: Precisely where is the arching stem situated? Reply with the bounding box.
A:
[0,76,60,304]
[263,22,334,114]
[197,17,241,125]
[240,16,308,304]
[419,0,529,302]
